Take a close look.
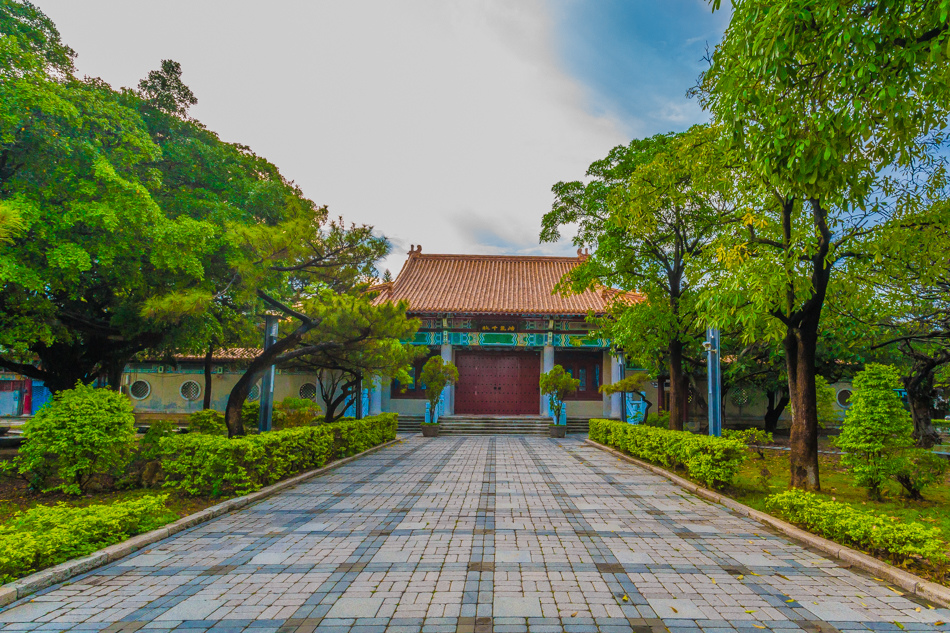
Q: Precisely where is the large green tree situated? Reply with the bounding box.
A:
[542,124,737,430]
[0,1,316,391]
[864,203,950,446]
[697,0,950,489]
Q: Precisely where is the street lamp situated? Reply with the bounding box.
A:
[705,327,722,437]
[258,314,279,433]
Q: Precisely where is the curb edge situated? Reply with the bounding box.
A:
[583,438,950,608]
[0,437,401,608]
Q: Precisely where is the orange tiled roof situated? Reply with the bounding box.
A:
[168,348,262,362]
[372,248,641,315]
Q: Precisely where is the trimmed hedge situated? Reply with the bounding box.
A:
[765,489,947,564]
[160,413,398,496]
[589,419,746,489]
[0,495,173,584]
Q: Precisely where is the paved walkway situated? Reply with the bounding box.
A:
[1,436,947,633]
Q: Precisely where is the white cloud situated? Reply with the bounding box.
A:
[39,0,627,274]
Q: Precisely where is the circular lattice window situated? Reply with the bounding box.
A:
[731,388,752,407]
[837,389,853,408]
[299,383,317,400]
[248,383,261,401]
[179,380,201,401]
[129,380,150,400]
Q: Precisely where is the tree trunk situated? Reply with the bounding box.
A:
[763,388,789,434]
[203,344,214,410]
[903,359,941,448]
[668,339,687,431]
[787,323,821,491]
[224,326,310,437]
[106,359,124,391]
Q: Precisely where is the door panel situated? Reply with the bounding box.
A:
[455,351,540,415]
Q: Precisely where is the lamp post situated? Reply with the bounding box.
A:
[705,327,722,437]
[258,314,279,433]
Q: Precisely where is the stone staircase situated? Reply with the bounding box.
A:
[439,416,550,435]
[565,418,590,435]
[396,415,592,436]
[396,416,423,434]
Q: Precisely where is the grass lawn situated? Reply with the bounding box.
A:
[721,439,950,587]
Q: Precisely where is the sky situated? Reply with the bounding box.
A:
[36,0,730,277]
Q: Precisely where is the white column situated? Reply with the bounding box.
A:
[610,354,623,419]
[369,376,382,415]
[441,343,454,416]
[541,344,555,415]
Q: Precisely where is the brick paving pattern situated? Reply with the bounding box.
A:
[1,436,948,633]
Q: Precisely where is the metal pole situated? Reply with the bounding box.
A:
[355,374,363,419]
[258,314,278,433]
[706,327,722,437]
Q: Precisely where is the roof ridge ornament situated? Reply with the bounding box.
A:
[409,244,423,256]
[577,247,589,260]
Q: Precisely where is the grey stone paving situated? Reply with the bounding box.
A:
[1,436,948,633]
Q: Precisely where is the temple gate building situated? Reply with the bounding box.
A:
[368,246,629,420]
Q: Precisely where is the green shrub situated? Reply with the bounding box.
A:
[274,397,321,429]
[11,382,137,495]
[836,364,914,499]
[765,489,946,564]
[188,409,227,436]
[815,375,839,427]
[723,428,774,458]
[589,419,746,489]
[242,401,259,429]
[140,420,175,460]
[891,449,949,500]
[161,413,398,496]
[0,495,173,584]
[241,400,284,431]
[644,411,670,428]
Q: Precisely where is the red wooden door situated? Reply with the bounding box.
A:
[455,351,540,415]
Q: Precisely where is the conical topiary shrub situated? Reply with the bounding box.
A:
[836,364,913,499]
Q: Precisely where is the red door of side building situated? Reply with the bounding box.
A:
[455,351,540,415]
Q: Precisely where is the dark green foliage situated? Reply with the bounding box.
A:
[589,419,746,489]
[187,409,227,436]
[723,428,774,459]
[137,59,196,117]
[241,401,260,430]
[160,413,398,496]
[275,397,321,429]
[892,449,949,501]
[643,412,669,429]
[140,419,174,460]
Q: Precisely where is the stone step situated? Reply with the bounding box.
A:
[436,417,549,437]
[396,415,593,435]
